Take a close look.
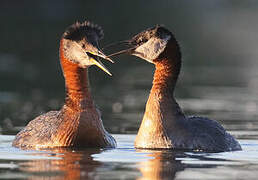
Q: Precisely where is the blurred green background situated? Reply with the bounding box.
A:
[1,0,258,135]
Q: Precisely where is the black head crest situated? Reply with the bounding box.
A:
[63,21,104,41]
[130,24,172,46]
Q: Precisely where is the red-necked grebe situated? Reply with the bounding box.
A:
[108,25,241,152]
[12,21,116,149]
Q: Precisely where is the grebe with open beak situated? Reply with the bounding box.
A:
[13,21,116,149]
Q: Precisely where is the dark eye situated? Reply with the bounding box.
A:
[137,38,143,43]
[131,34,148,46]
[137,37,147,45]
[82,44,86,48]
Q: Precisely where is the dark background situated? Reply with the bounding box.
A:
[1,0,258,135]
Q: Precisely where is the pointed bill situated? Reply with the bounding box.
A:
[107,47,137,58]
[97,50,114,63]
[88,50,114,63]
[91,58,112,76]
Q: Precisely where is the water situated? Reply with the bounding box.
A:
[0,135,257,179]
[1,1,258,179]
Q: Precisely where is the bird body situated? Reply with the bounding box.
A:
[12,22,116,149]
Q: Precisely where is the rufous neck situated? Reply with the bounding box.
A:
[59,39,93,109]
[151,41,181,96]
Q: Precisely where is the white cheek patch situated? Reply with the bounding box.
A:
[63,40,90,67]
[133,35,171,62]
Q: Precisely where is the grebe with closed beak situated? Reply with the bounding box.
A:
[13,21,116,149]
[108,25,241,152]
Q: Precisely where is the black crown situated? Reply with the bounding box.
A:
[63,21,104,41]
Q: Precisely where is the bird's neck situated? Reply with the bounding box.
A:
[152,38,181,95]
[147,50,184,124]
[59,40,93,111]
[47,40,115,148]
[135,40,185,148]
[152,59,179,95]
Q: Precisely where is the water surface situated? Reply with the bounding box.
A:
[0,135,258,179]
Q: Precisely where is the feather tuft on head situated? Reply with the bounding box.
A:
[63,21,104,41]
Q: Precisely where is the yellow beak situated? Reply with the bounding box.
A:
[87,51,113,76]
[91,58,112,76]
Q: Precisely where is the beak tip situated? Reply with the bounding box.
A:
[106,71,112,76]
[96,50,115,63]
[106,57,114,63]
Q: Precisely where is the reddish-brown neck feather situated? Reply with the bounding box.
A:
[135,39,184,148]
[152,39,181,95]
[59,39,93,110]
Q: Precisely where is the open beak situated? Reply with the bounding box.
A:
[86,51,113,76]
[96,50,114,63]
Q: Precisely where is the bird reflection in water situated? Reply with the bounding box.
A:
[136,150,185,180]
[18,148,103,180]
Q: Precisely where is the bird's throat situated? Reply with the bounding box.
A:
[152,38,181,95]
[59,40,93,110]
[152,59,179,95]
[146,57,183,126]
[135,44,184,148]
